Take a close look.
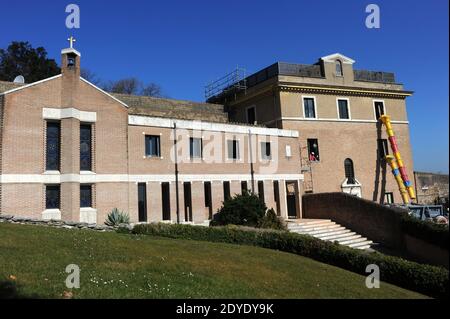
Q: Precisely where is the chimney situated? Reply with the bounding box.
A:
[61,36,81,77]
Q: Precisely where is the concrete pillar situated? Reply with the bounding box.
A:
[128,182,139,223]
[148,182,162,222]
[177,181,186,222]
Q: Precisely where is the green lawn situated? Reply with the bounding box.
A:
[0,222,427,299]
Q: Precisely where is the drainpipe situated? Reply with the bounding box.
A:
[248,129,255,193]
[173,122,180,223]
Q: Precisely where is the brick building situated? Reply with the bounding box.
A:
[0,46,302,224]
[0,47,416,224]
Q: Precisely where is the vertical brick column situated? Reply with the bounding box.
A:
[211,181,224,218]
[191,181,206,223]
[148,182,162,222]
[60,117,80,221]
[177,181,185,222]
[279,180,288,219]
[264,180,276,212]
[230,180,241,198]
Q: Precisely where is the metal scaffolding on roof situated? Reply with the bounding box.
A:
[204,67,247,100]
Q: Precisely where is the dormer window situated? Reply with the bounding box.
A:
[335,60,343,76]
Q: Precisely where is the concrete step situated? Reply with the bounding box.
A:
[291,224,341,233]
[287,219,374,251]
[315,230,354,239]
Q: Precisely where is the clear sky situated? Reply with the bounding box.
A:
[0,0,448,173]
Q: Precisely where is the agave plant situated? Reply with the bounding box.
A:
[105,208,130,226]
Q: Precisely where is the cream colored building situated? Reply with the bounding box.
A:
[208,53,415,204]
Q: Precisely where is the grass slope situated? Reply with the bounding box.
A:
[0,222,426,299]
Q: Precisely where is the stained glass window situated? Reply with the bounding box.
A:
[46,122,60,171]
[46,185,60,209]
[80,124,92,171]
[80,184,92,208]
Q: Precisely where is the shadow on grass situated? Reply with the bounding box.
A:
[0,280,40,299]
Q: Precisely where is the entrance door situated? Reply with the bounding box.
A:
[138,183,147,222]
[286,181,299,219]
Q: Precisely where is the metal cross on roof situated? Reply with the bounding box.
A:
[67,36,76,49]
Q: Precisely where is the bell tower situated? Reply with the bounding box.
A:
[61,36,81,77]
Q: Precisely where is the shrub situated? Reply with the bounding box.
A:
[105,208,130,226]
[132,223,449,298]
[210,191,267,228]
[258,208,286,230]
[400,214,449,250]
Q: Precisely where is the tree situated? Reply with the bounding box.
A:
[104,77,164,97]
[0,41,60,83]
[80,68,101,86]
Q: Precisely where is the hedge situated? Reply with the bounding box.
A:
[400,214,449,250]
[131,223,449,299]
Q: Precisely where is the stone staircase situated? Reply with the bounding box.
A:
[287,219,374,250]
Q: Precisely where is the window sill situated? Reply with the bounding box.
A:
[80,171,96,175]
[43,170,60,175]
[144,155,163,160]
[42,209,61,220]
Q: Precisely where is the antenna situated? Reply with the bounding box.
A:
[13,75,25,84]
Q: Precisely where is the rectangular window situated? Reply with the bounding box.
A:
[190,137,202,159]
[247,106,256,124]
[45,185,60,209]
[204,181,212,219]
[374,101,385,120]
[241,181,248,194]
[161,182,171,220]
[183,182,192,222]
[80,124,92,171]
[258,181,265,203]
[338,99,350,119]
[223,181,231,201]
[303,98,316,118]
[261,142,272,160]
[273,181,280,216]
[378,139,389,158]
[145,135,161,157]
[385,192,394,204]
[80,184,93,208]
[138,183,147,222]
[46,121,60,171]
[307,139,320,162]
[227,139,240,160]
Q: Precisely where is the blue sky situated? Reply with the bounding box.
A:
[0,0,448,173]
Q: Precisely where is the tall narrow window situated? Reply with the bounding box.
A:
[303,98,316,118]
[258,181,265,203]
[80,184,93,208]
[204,181,213,219]
[161,182,171,220]
[241,181,248,194]
[344,158,356,184]
[190,137,202,159]
[45,185,60,209]
[80,124,92,171]
[273,181,281,216]
[46,121,60,171]
[374,101,385,120]
[183,182,192,222]
[385,192,394,204]
[247,106,256,124]
[138,183,147,222]
[145,135,161,157]
[335,60,343,76]
[307,138,320,162]
[223,181,231,201]
[338,99,349,119]
[227,139,239,160]
[261,142,272,160]
[378,139,389,158]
